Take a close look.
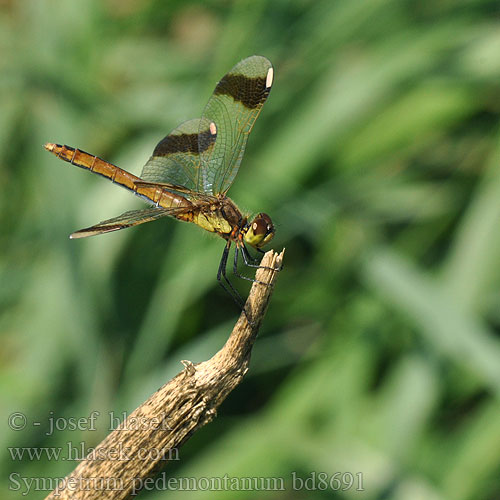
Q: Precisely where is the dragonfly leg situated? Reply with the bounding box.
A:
[239,244,261,265]
[240,244,280,273]
[217,243,256,324]
[233,245,270,286]
[241,245,263,268]
[245,245,284,272]
[217,242,246,309]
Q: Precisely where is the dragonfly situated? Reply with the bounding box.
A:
[44,55,275,307]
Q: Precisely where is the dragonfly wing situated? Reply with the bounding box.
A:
[199,55,273,195]
[140,118,217,194]
[69,207,179,238]
[134,180,217,204]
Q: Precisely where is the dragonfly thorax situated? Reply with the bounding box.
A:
[188,196,240,237]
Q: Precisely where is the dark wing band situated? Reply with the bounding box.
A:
[199,55,273,195]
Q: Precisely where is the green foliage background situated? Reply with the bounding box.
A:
[2,0,500,498]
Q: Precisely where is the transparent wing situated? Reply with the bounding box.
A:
[199,55,273,195]
[140,118,216,194]
[69,207,184,238]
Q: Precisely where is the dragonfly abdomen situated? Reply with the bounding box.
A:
[44,143,139,186]
[44,143,191,209]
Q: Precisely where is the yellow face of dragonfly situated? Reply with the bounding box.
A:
[243,213,275,248]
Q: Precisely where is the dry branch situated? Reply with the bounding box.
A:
[45,249,284,500]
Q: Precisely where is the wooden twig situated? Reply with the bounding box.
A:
[45,249,284,499]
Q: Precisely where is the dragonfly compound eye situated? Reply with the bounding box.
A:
[244,213,275,248]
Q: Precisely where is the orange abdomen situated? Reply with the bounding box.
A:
[44,143,191,210]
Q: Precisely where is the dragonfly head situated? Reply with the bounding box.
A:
[243,213,274,248]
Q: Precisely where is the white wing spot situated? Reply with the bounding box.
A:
[209,122,217,135]
[266,67,274,88]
